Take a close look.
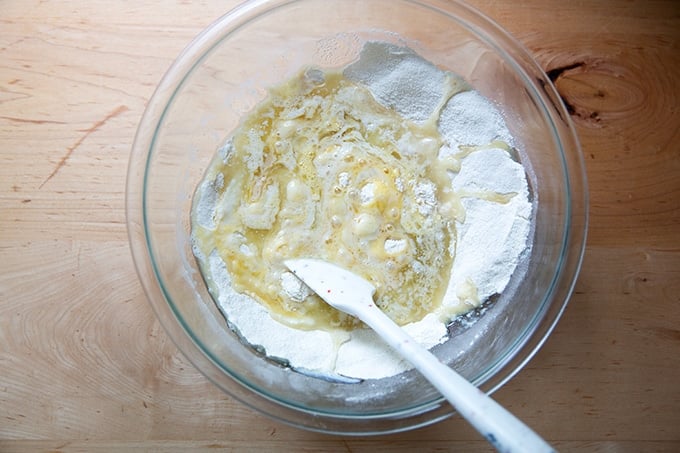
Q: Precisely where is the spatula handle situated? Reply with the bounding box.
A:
[357,297,554,453]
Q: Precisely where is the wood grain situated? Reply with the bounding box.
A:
[1,0,679,451]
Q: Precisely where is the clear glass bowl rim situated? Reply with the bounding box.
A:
[126,0,589,435]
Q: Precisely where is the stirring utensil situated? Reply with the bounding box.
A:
[285,258,554,453]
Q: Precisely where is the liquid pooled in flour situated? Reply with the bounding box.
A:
[191,69,469,331]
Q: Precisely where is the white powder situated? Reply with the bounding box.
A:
[439,90,514,151]
[338,172,350,188]
[444,148,531,310]
[359,182,376,204]
[344,41,448,123]
[198,41,532,381]
[208,250,348,372]
[413,180,437,215]
[280,271,311,302]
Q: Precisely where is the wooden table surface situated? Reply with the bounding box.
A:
[1,1,679,451]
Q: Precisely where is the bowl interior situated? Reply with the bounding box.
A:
[128,0,587,435]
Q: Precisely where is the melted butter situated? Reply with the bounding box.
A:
[440,140,514,173]
[459,189,517,204]
[193,69,472,331]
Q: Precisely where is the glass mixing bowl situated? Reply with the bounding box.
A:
[127,0,588,435]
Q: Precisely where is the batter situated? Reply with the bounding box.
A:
[192,69,467,331]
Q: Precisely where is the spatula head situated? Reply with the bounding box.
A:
[284,258,376,316]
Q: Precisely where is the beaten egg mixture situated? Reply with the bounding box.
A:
[192,69,469,331]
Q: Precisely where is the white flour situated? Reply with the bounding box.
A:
[343,41,449,123]
[439,90,514,151]
[195,41,531,381]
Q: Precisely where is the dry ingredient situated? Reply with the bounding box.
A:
[191,41,532,380]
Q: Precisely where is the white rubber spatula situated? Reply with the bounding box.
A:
[285,258,554,453]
